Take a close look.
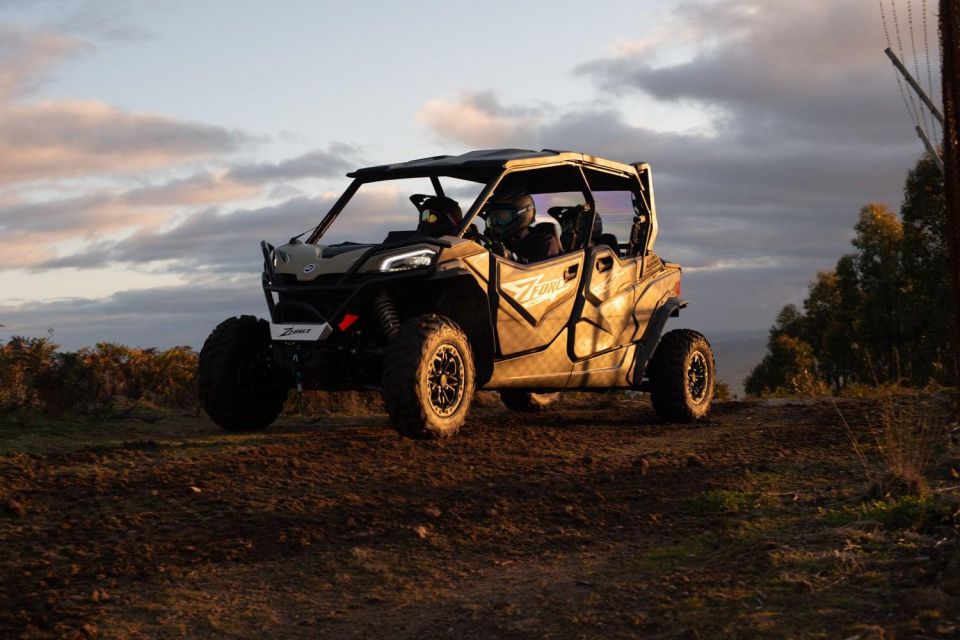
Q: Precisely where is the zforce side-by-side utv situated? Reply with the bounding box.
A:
[198,149,715,438]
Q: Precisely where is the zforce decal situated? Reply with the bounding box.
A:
[502,273,572,309]
[269,322,332,342]
[280,327,313,337]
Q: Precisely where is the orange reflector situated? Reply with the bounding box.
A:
[338,313,359,331]
[674,279,681,296]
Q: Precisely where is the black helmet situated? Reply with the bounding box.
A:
[413,195,462,237]
[483,188,536,241]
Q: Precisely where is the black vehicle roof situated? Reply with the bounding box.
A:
[347,148,638,182]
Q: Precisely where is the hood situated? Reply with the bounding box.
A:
[271,242,373,281]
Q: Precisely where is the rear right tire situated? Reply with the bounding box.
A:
[647,329,715,423]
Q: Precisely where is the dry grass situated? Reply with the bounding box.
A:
[834,389,954,498]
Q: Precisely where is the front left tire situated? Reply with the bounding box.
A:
[198,315,290,432]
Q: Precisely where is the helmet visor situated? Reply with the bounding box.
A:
[486,208,515,226]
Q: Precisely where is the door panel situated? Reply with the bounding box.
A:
[494,252,583,357]
[572,247,639,360]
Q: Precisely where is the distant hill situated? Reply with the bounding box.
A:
[706,329,767,398]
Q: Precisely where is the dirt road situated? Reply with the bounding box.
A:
[1,396,957,639]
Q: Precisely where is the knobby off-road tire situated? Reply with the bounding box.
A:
[499,390,561,413]
[382,314,475,439]
[647,329,715,423]
[198,315,289,432]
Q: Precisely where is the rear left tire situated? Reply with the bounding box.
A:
[499,390,561,412]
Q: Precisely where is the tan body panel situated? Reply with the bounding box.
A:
[566,343,637,388]
[572,247,639,359]
[484,250,681,390]
[486,328,575,388]
[494,252,584,357]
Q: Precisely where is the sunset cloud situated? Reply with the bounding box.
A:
[0,23,91,101]
[227,143,362,184]
[0,100,250,186]
[417,91,544,148]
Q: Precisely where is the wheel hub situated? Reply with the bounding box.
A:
[687,351,709,403]
[428,344,465,417]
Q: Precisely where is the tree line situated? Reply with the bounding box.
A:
[746,153,953,396]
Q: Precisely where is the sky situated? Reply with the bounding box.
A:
[0,0,943,350]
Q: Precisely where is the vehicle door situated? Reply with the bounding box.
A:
[570,244,638,360]
[569,166,652,361]
[493,250,584,359]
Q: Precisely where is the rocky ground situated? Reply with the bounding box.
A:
[1,394,958,639]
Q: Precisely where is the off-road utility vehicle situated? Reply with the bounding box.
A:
[198,149,715,438]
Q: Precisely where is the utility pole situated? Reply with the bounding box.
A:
[941,0,960,394]
[885,47,946,173]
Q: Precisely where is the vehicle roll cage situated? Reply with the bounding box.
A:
[304,152,655,257]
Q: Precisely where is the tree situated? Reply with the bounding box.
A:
[745,154,951,396]
[900,153,953,384]
[851,203,905,380]
[744,332,819,397]
[801,270,850,391]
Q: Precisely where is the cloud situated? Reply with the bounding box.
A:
[0,100,251,185]
[123,172,260,207]
[39,195,338,272]
[575,1,936,145]
[0,23,92,101]
[0,173,262,268]
[226,143,361,183]
[0,280,266,351]
[46,1,155,42]
[0,140,372,270]
[37,184,425,273]
[417,91,545,147]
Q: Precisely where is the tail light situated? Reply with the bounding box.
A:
[674,279,681,296]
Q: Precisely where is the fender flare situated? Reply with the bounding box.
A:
[630,297,687,386]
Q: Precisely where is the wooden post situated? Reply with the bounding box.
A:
[941,0,960,391]
[886,47,946,125]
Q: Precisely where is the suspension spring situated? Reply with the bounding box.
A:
[373,291,400,340]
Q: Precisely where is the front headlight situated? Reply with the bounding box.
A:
[378,248,436,272]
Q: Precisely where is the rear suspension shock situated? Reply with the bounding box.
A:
[373,291,400,339]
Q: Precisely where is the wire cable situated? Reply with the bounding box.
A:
[921,0,941,143]
[907,1,933,137]
[880,0,923,128]
[890,0,926,127]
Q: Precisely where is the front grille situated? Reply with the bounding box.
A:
[276,290,350,322]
